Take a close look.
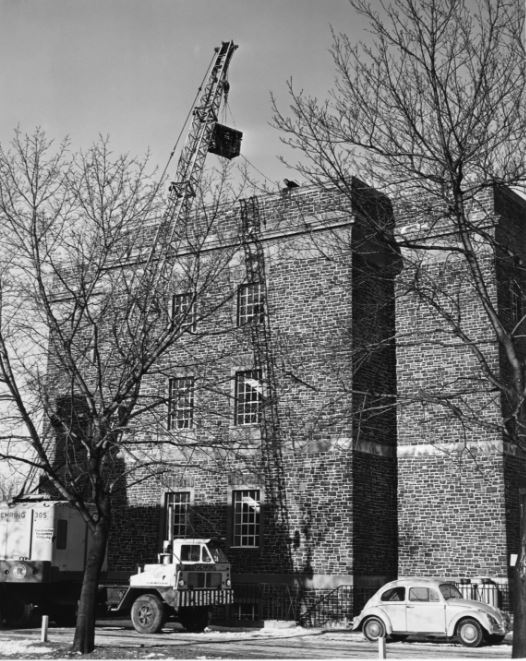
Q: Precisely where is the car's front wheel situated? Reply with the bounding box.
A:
[363,616,386,642]
[456,618,484,647]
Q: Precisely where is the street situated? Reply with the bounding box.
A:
[0,620,514,659]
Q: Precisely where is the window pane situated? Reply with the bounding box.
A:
[234,369,262,426]
[409,587,432,602]
[232,489,260,547]
[381,587,405,601]
[168,377,194,430]
[165,491,191,537]
[171,293,196,331]
[237,283,265,326]
[181,544,201,561]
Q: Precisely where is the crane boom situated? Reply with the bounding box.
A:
[132,40,238,294]
[170,40,238,201]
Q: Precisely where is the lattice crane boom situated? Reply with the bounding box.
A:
[135,40,239,293]
[170,40,238,202]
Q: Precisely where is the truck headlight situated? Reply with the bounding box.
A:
[225,579,231,587]
[178,579,185,587]
[13,564,27,578]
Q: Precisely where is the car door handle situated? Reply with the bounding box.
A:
[407,605,415,608]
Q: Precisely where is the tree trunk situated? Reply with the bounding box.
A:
[512,501,526,658]
[71,517,109,654]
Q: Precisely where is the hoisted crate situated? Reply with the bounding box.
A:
[208,123,242,160]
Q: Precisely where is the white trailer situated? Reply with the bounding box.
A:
[0,499,98,626]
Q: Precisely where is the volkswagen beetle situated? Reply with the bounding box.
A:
[352,578,508,647]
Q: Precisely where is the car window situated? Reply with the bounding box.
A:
[439,583,463,600]
[409,587,440,602]
[381,587,405,601]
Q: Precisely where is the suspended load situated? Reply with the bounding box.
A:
[208,123,242,160]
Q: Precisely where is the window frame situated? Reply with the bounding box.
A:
[171,292,196,332]
[231,488,261,548]
[167,376,195,430]
[234,368,263,426]
[164,490,192,538]
[237,282,265,326]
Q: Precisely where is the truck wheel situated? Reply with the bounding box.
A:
[5,597,33,628]
[363,616,386,642]
[457,618,484,647]
[179,606,210,632]
[131,594,166,634]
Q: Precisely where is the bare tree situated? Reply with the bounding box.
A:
[273,0,526,653]
[0,129,244,652]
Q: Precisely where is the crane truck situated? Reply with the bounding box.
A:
[0,499,233,632]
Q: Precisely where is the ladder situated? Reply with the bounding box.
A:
[239,196,291,565]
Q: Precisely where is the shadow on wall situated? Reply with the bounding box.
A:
[107,498,296,578]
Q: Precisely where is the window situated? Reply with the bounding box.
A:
[409,586,440,602]
[439,583,462,600]
[234,369,263,425]
[237,283,265,326]
[165,491,191,537]
[180,544,212,563]
[232,489,260,547]
[171,292,196,332]
[180,544,201,562]
[167,377,194,430]
[381,587,405,601]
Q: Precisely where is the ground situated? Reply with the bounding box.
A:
[0,620,514,659]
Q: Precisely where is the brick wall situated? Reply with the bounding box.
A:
[107,181,399,589]
[396,186,526,581]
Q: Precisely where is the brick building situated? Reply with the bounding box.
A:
[53,179,525,609]
[108,178,400,600]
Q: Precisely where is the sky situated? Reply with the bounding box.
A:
[0,0,363,189]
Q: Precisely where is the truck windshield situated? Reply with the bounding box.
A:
[439,583,463,600]
[181,545,201,562]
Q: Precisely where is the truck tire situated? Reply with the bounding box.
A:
[178,606,210,632]
[5,596,33,628]
[131,594,166,634]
